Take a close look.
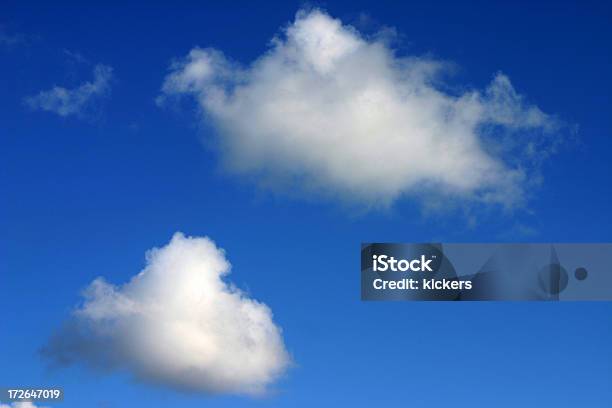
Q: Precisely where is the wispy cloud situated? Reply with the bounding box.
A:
[0,25,26,48]
[159,9,561,209]
[24,64,113,117]
[43,233,290,396]
[62,49,90,64]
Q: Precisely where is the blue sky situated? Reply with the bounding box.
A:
[1,1,612,407]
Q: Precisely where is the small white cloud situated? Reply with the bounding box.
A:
[24,64,112,117]
[159,9,560,209]
[0,403,47,408]
[43,233,290,396]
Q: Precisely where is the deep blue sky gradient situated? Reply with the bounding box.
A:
[1,1,611,407]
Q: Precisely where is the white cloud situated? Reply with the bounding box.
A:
[24,64,112,117]
[158,9,559,208]
[43,233,290,396]
[0,403,47,408]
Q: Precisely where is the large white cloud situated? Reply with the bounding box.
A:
[158,9,559,208]
[24,64,112,117]
[0,403,46,408]
[43,233,290,396]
